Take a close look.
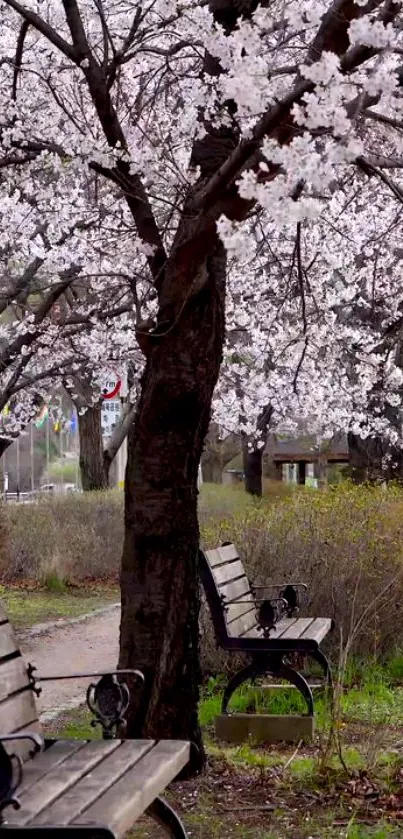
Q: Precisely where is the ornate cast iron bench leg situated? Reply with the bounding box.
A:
[271,657,314,716]
[306,649,333,687]
[221,655,314,716]
[147,797,188,838]
[0,735,43,827]
[221,663,257,714]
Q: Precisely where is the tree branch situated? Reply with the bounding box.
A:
[4,0,167,291]
[191,0,401,216]
[104,400,137,465]
[2,0,78,61]
[356,156,403,203]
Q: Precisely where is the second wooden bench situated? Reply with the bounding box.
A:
[199,542,333,743]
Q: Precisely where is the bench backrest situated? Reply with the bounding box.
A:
[0,600,41,759]
[199,544,262,645]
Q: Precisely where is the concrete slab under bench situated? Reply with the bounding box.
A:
[215,713,315,744]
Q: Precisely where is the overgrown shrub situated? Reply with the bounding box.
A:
[200,482,403,669]
[3,483,403,668]
[0,504,9,574]
[2,491,123,583]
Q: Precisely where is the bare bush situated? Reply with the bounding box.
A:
[1,492,123,583]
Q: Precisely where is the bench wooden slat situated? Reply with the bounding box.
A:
[220,577,253,605]
[204,548,222,568]
[279,618,315,640]
[205,545,239,567]
[225,597,255,629]
[0,622,19,659]
[213,560,247,587]
[238,623,262,638]
[0,656,30,701]
[31,741,155,825]
[18,740,85,795]
[74,740,190,836]
[227,605,255,625]
[301,618,332,644]
[10,740,120,825]
[0,614,42,761]
[263,618,297,640]
[0,690,38,737]
[218,544,240,564]
[226,603,256,625]
[228,611,261,638]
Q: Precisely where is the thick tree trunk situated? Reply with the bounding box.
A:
[78,405,109,491]
[201,423,240,483]
[118,240,226,772]
[348,431,403,483]
[242,441,263,496]
[298,461,306,485]
[0,438,12,458]
[348,350,403,483]
[201,457,223,483]
[118,0,259,776]
[243,405,273,497]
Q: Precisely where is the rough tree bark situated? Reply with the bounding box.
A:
[68,378,135,492]
[201,456,222,483]
[118,0,251,772]
[119,239,226,770]
[348,431,403,483]
[201,423,241,483]
[0,439,12,459]
[348,346,403,483]
[242,441,263,495]
[243,405,273,496]
[77,404,109,491]
[103,402,137,482]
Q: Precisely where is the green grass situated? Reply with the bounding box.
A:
[47,706,100,740]
[0,584,119,629]
[199,653,403,732]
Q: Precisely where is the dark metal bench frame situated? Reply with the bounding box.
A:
[0,666,188,838]
[199,546,333,717]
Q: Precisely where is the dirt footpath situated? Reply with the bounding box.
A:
[18,605,120,721]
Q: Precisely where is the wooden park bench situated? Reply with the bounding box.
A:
[199,543,333,743]
[0,600,189,837]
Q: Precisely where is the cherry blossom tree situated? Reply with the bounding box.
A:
[0,156,145,480]
[1,0,403,770]
[213,167,403,489]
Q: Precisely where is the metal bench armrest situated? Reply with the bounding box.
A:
[252,583,308,591]
[27,666,144,740]
[28,666,144,686]
[252,583,308,617]
[0,734,44,822]
[0,733,43,756]
[225,597,288,605]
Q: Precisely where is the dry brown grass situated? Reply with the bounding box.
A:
[3,483,403,666]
